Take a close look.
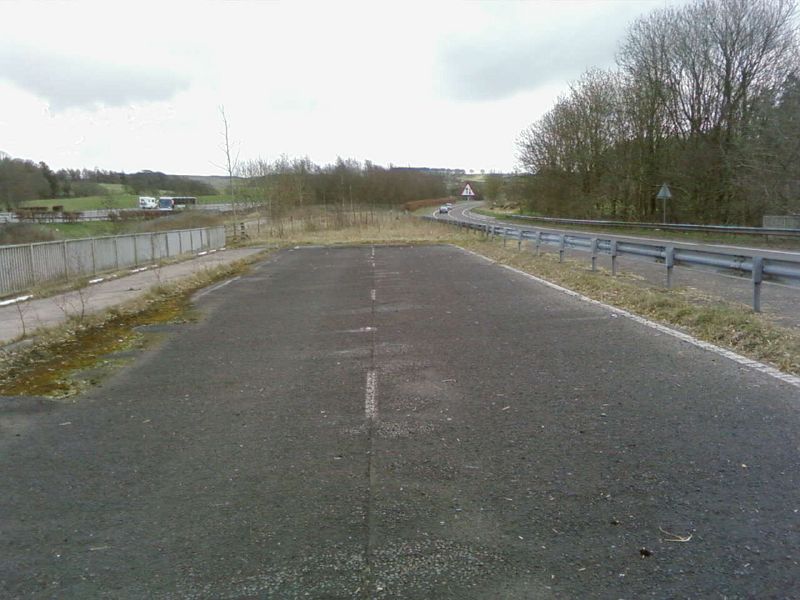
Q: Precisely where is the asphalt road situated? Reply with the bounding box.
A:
[2,245,799,598]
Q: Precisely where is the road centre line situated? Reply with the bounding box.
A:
[365,370,377,420]
[370,289,376,301]
[455,246,800,390]
[339,327,376,333]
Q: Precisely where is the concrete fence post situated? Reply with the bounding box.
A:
[62,240,69,281]
[91,238,97,274]
[27,244,36,287]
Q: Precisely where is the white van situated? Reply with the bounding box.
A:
[138,196,157,209]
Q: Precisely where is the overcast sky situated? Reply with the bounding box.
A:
[0,0,682,175]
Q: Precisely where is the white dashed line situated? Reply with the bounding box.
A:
[365,370,378,420]
[370,289,376,301]
[340,327,376,333]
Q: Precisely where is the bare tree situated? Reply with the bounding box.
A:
[517,0,799,224]
[218,105,240,228]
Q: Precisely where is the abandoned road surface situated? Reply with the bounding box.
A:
[2,245,799,599]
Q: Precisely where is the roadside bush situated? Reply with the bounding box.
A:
[0,224,58,245]
[402,197,454,212]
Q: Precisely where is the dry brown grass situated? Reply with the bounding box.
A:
[0,259,257,398]
[247,210,471,246]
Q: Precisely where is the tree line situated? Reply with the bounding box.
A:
[516,0,800,224]
[236,156,447,215]
[0,151,448,213]
[0,153,216,208]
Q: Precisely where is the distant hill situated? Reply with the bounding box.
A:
[179,175,242,193]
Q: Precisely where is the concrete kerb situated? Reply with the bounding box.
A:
[0,247,267,348]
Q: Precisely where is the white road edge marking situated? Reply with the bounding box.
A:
[454,245,800,390]
[194,276,241,299]
[365,370,378,420]
[0,294,33,307]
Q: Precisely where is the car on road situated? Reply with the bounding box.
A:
[138,196,157,210]
[438,205,450,214]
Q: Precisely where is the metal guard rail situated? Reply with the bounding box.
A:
[505,213,800,238]
[425,216,800,312]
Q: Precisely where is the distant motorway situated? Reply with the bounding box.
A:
[0,203,235,224]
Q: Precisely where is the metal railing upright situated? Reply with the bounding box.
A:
[426,216,800,312]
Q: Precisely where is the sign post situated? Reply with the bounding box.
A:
[656,183,672,224]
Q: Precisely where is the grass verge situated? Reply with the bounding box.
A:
[0,260,255,398]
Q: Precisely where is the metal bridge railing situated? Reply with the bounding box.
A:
[0,225,226,298]
[426,216,800,312]
[505,213,800,238]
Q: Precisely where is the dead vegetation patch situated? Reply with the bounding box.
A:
[0,260,254,398]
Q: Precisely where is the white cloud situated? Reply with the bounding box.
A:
[436,1,671,102]
[0,0,684,174]
[0,43,190,110]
